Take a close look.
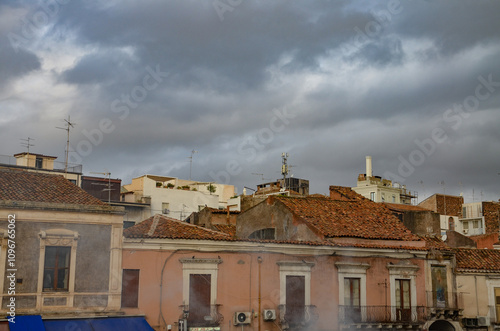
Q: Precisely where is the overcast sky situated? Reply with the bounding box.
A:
[1,0,500,203]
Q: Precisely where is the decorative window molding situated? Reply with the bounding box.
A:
[37,229,78,309]
[180,258,222,308]
[336,262,370,321]
[387,262,419,322]
[277,261,314,306]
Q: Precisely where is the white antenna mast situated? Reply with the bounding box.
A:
[20,137,35,154]
[56,116,76,174]
[188,150,198,180]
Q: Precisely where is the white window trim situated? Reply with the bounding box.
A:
[387,262,419,322]
[277,261,314,306]
[180,258,222,309]
[486,277,500,320]
[37,229,79,309]
[336,262,370,321]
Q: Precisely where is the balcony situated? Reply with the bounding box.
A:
[338,305,427,328]
[426,291,463,320]
[181,304,224,328]
[278,304,318,330]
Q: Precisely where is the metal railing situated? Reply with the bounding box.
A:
[338,305,427,324]
[278,304,318,329]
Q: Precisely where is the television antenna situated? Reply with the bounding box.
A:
[56,116,76,173]
[188,150,198,180]
[20,137,35,156]
[90,171,111,203]
[281,152,289,190]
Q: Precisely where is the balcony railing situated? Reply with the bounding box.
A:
[338,305,427,325]
[182,304,224,327]
[278,304,318,329]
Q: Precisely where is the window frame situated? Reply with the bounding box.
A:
[37,229,78,308]
[43,246,71,291]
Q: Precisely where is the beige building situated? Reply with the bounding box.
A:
[455,248,500,330]
[122,175,236,221]
[0,152,82,186]
[352,156,417,205]
[0,169,124,317]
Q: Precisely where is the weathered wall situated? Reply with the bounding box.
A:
[236,198,320,242]
[122,245,426,331]
[483,201,500,235]
[401,210,441,235]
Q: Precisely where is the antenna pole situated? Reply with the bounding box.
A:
[20,137,35,165]
[188,150,198,180]
[281,153,289,190]
[56,116,76,174]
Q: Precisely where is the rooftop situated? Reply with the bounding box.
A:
[274,195,420,241]
[455,248,500,272]
[0,169,106,206]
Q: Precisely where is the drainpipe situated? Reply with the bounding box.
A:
[475,275,479,316]
[258,256,263,331]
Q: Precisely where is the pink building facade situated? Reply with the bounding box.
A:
[122,190,463,331]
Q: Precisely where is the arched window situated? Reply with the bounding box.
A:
[249,228,275,240]
[448,217,455,231]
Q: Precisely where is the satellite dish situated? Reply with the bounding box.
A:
[441,235,447,241]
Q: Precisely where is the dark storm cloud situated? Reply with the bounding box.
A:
[1,0,500,202]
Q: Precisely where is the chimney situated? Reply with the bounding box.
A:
[366,156,372,178]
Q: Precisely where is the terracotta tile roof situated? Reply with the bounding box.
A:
[274,196,419,241]
[124,217,428,251]
[418,235,452,251]
[211,224,236,237]
[455,248,500,272]
[383,203,431,212]
[124,214,233,240]
[0,169,106,206]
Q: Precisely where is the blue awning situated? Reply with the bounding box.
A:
[90,317,154,331]
[43,319,93,331]
[8,315,45,331]
[43,317,153,331]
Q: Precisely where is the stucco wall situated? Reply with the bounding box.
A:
[122,245,427,331]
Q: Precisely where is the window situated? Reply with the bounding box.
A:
[395,279,411,322]
[370,192,375,201]
[381,193,385,202]
[35,157,43,169]
[188,274,212,326]
[462,207,467,218]
[473,220,479,229]
[278,261,314,327]
[43,246,71,291]
[344,278,361,322]
[249,228,275,240]
[495,288,500,321]
[162,202,169,214]
[37,229,78,307]
[285,275,305,325]
[392,195,396,203]
[336,262,369,323]
[388,262,418,323]
[180,258,222,327]
[121,269,140,308]
[448,217,455,231]
[463,222,469,230]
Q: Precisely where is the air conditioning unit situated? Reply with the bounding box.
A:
[263,309,276,321]
[233,312,251,325]
[163,209,170,214]
[478,316,490,326]
[463,229,469,234]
